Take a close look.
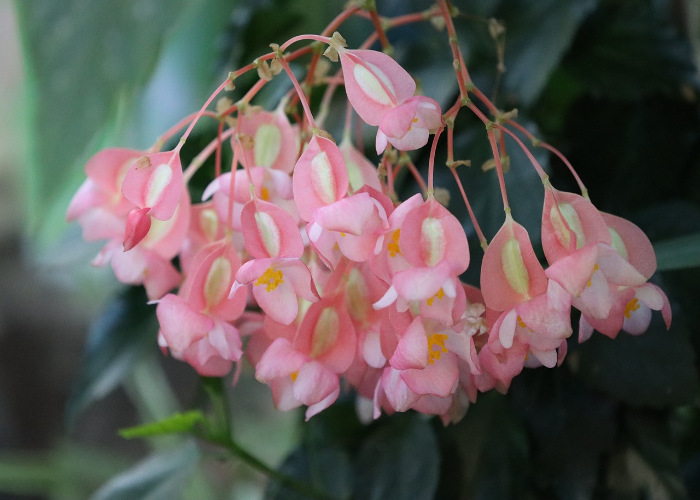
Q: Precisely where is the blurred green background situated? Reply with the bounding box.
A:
[2,0,700,498]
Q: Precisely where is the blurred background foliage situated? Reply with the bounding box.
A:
[2,0,700,498]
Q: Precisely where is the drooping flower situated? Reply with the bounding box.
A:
[375,96,443,154]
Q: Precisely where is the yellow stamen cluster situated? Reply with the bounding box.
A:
[387,229,401,257]
[255,267,284,292]
[426,288,445,306]
[624,298,640,318]
[427,333,449,364]
[586,264,600,288]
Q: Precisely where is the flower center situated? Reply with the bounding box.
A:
[387,229,401,257]
[255,267,284,292]
[427,333,449,364]
[426,288,444,306]
[624,298,640,318]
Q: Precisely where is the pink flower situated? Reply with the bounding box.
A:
[237,105,300,173]
[375,96,443,154]
[337,48,416,126]
[121,151,184,250]
[374,198,470,310]
[157,241,247,376]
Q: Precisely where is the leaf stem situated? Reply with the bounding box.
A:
[199,377,332,500]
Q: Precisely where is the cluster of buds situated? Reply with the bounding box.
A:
[67,4,670,424]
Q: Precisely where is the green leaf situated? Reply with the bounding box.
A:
[264,446,353,500]
[444,117,550,241]
[654,232,700,271]
[605,410,687,499]
[119,411,205,440]
[572,316,700,408]
[90,442,200,500]
[14,0,190,242]
[509,368,617,500]
[495,0,598,106]
[563,2,699,100]
[354,414,439,500]
[66,286,158,427]
[443,392,531,500]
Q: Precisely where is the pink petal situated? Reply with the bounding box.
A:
[121,151,183,221]
[381,367,420,412]
[312,192,375,236]
[292,135,349,222]
[602,212,656,278]
[339,137,382,192]
[390,317,429,370]
[240,199,303,259]
[157,294,213,354]
[339,49,415,126]
[294,298,356,373]
[393,262,452,302]
[544,243,600,296]
[256,338,307,382]
[123,207,152,251]
[541,187,610,263]
[481,216,548,312]
[578,315,594,343]
[378,99,419,139]
[292,361,338,406]
[400,199,469,273]
[401,352,459,398]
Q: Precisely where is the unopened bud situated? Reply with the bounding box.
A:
[330,31,347,48]
[447,159,471,169]
[430,16,446,31]
[226,71,236,91]
[238,133,255,150]
[433,187,450,207]
[257,60,273,81]
[216,97,233,115]
[135,156,151,169]
[323,46,339,62]
[314,129,336,143]
[488,18,506,39]
[270,58,283,75]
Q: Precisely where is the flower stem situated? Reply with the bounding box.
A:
[199,377,332,499]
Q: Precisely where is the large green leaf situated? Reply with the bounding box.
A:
[65,286,158,427]
[90,442,199,500]
[563,1,699,100]
[119,411,205,440]
[354,414,440,500]
[573,316,699,408]
[264,446,353,500]
[654,232,700,271]
[14,0,190,243]
[495,0,598,106]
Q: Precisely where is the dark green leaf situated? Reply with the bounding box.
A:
[14,0,190,241]
[264,446,352,500]
[654,232,700,271]
[90,442,199,500]
[444,392,531,500]
[446,117,550,241]
[119,411,205,440]
[605,410,687,499]
[572,316,699,408]
[495,0,598,106]
[563,2,699,100]
[66,287,158,427]
[509,368,617,500]
[354,414,439,500]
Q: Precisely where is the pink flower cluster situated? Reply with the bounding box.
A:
[67,42,670,424]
